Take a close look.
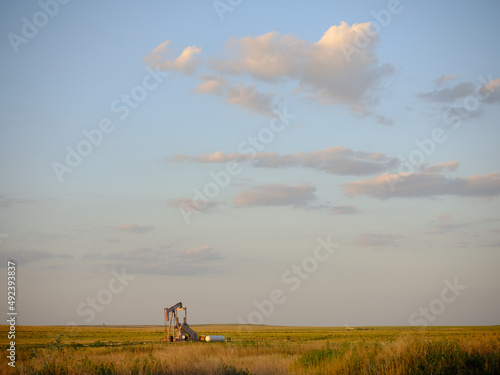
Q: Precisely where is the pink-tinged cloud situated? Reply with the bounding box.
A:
[436,213,452,222]
[234,184,318,208]
[423,160,459,173]
[357,233,403,247]
[479,78,500,104]
[170,147,397,176]
[176,245,222,262]
[113,224,155,234]
[193,74,227,95]
[193,75,276,116]
[209,22,393,121]
[144,40,201,74]
[343,172,500,199]
[435,74,457,86]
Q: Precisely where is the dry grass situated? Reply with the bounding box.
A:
[1,325,499,374]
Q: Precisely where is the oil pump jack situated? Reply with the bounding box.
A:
[164,302,199,342]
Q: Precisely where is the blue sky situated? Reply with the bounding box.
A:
[1,0,499,326]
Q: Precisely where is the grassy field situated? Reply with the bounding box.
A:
[1,325,499,374]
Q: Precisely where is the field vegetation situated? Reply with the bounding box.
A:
[1,325,499,374]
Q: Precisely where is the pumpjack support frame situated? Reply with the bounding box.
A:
[164,302,198,342]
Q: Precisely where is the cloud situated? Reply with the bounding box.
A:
[87,247,163,262]
[193,75,276,116]
[479,78,500,104]
[167,198,224,213]
[375,115,394,126]
[85,245,222,276]
[482,241,500,248]
[423,160,459,173]
[424,222,469,235]
[25,231,74,242]
[0,197,37,209]
[170,147,397,176]
[174,245,222,262]
[210,22,394,118]
[419,77,500,104]
[435,213,452,222]
[418,82,475,102]
[113,224,155,234]
[144,40,201,74]
[435,74,457,86]
[356,233,403,247]
[234,184,318,208]
[0,249,73,267]
[425,216,499,235]
[331,205,359,215]
[170,150,248,163]
[343,171,500,199]
[225,84,276,116]
[193,74,227,95]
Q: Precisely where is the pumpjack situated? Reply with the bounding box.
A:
[164,302,199,342]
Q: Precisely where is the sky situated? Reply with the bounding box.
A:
[1,0,499,327]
